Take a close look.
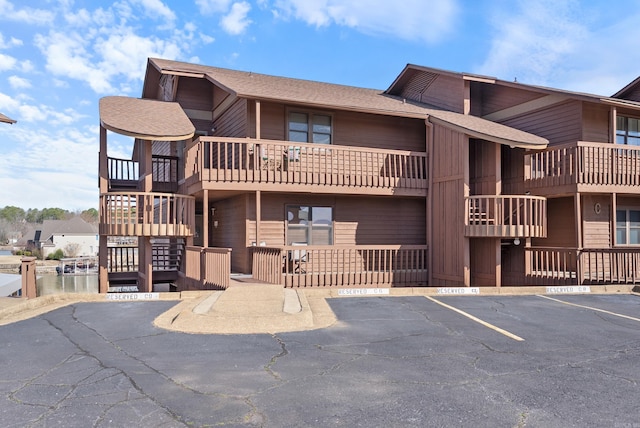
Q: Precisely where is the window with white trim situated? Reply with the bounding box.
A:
[616,208,640,245]
[286,206,333,245]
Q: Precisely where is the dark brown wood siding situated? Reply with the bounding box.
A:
[532,197,576,247]
[502,146,525,195]
[475,83,546,117]
[175,76,213,111]
[214,98,248,138]
[255,101,426,151]
[210,194,250,272]
[431,123,467,285]
[248,193,426,247]
[500,100,583,146]
[582,103,610,143]
[398,72,464,113]
[469,139,498,195]
[470,238,497,286]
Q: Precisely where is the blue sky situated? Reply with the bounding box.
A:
[1,0,639,211]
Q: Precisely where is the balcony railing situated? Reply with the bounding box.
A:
[465,195,547,238]
[525,141,640,192]
[182,246,232,290]
[525,247,640,285]
[252,245,428,288]
[107,155,179,192]
[100,192,195,237]
[185,137,428,195]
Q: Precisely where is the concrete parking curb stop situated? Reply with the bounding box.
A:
[0,283,638,333]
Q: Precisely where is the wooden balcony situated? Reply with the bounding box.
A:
[252,245,428,288]
[525,141,640,195]
[525,247,640,285]
[100,192,195,237]
[185,137,428,196]
[108,155,179,192]
[465,195,547,238]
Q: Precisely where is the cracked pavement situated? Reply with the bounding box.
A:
[1,295,640,427]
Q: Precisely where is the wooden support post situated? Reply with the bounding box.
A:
[425,119,434,286]
[140,236,153,293]
[611,193,617,246]
[99,125,108,193]
[256,190,262,245]
[575,193,583,248]
[99,125,109,293]
[99,235,109,293]
[203,190,209,248]
[21,257,37,299]
[463,135,471,287]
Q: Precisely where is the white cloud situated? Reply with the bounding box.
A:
[0,92,20,111]
[221,2,252,35]
[477,0,587,86]
[8,75,31,89]
[94,28,183,82]
[133,0,176,22]
[0,0,55,25]
[0,33,23,49]
[196,0,233,14]
[0,53,17,71]
[34,31,115,93]
[476,0,640,96]
[271,0,458,43]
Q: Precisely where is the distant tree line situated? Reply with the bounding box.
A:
[0,206,98,245]
[0,206,98,224]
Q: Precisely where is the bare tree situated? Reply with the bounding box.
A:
[64,243,81,258]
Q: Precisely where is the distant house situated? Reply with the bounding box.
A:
[0,112,16,124]
[29,217,98,258]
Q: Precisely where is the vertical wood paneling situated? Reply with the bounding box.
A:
[532,197,576,247]
[431,124,467,285]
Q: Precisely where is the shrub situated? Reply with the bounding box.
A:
[47,249,65,260]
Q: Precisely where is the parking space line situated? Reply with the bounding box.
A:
[537,295,640,323]
[425,296,524,341]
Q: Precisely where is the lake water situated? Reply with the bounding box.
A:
[37,274,99,295]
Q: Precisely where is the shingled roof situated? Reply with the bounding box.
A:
[147,58,548,149]
[99,96,195,140]
[0,112,16,124]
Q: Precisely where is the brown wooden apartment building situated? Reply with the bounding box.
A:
[97,58,640,292]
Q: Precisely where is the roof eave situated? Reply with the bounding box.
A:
[427,115,549,150]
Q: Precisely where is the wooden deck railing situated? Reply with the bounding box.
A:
[107,155,179,192]
[182,246,232,290]
[185,137,428,194]
[252,245,428,288]
[525,141,640,190]
[525,247,640,285]
[100,192,195,237]
[465,195,547,238]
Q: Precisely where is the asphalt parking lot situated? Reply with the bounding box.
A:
[1,294,639,427]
